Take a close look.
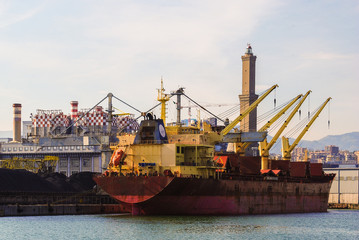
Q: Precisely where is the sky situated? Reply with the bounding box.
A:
[0,0,358,141]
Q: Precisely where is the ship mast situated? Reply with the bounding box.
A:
[157,79,170,126]
[172,88,184,126]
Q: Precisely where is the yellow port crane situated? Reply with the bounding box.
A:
[281,97,332,161]
[259,91,311,169]
[221,84,279,136]
[236,93,303,156]
[0,156,59,173]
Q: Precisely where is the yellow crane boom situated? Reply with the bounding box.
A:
[281,97,332,160]
[236,94,303,155]
[259,90,311,169]
[221,84,278,136]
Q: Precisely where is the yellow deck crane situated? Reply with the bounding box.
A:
[281,97,331,161]
[236,94,303,156]
[221,84,279,136]
[0,155,59,173]
[259,91,311,169]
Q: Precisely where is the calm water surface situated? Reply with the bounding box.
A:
[1,210,358,240]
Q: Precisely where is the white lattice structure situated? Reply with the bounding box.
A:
[32,113,68,127]
[32,105,139,134]
[81,112,108,126]
[113,116,139,131]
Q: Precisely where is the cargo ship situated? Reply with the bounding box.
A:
[93,85,335,215]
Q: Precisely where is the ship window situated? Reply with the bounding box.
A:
[30,147,34,151]
[65,146,69,150]
[19,147,23,151]
[76,146,81,150]
[8,148,11,152]
[2,148,6,152]
[177,146,180,154]
[59,146,63,151]
[13,147,17,151]
[71,171,78,175]
[24,147,28,151]
[141,127,155,141]
[70,146,75,150]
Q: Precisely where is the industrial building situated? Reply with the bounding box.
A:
[325,167,359,205]
[0,96,139,176]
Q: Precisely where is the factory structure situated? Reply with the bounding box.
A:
[0,97,139,176]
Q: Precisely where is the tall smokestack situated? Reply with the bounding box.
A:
[13,103,22,142]
[70,101,78,121]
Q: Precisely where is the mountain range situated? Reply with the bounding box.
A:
[269,132,359,154]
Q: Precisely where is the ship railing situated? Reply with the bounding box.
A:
[178,160,224,168]
[133,140,169,144]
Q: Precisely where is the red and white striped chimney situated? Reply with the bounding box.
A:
[13,103,22,142]
[70,101,78,121]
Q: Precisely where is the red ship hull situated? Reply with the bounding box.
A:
[94,175,334,215]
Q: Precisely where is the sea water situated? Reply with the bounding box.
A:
[1,210,358,240]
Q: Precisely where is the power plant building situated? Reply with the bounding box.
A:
[0,100,139,176]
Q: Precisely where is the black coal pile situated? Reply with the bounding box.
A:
[68,172,97,192]
[0,169,97,193]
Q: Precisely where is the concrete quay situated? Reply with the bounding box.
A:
[328,203,359,210]
[0,203,127,217]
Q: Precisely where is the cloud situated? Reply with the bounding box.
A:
[0,0,284,97]
[4,0,357,142]
[0,0,47,29]
[77,0,282,57]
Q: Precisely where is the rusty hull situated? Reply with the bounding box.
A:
[94,175,334,215]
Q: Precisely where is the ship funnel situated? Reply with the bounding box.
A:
[13,103,22,142]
